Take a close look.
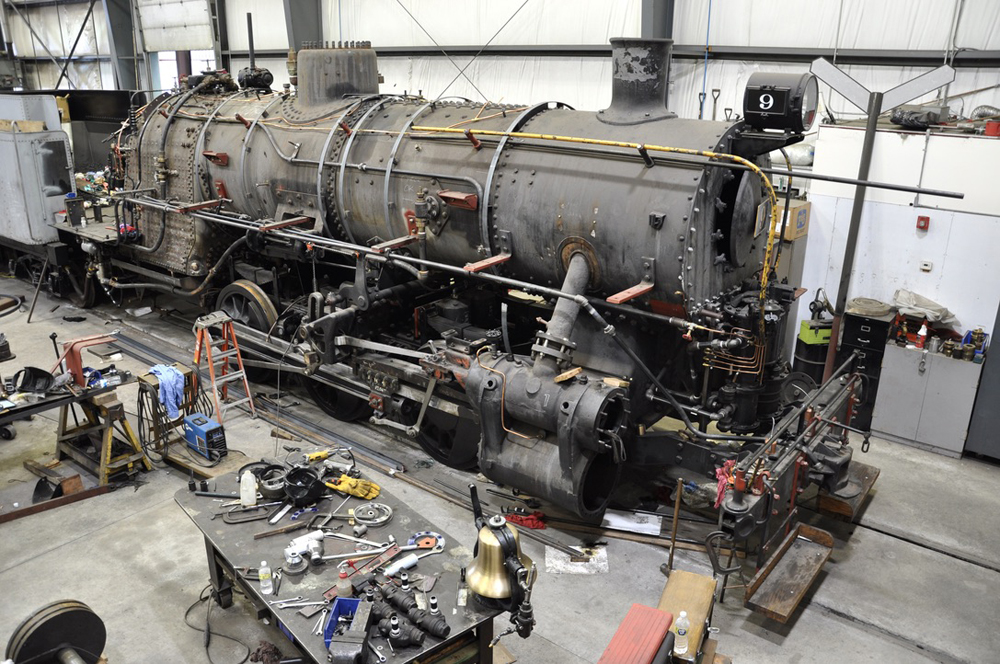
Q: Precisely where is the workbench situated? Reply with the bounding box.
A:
[175,472,500,664]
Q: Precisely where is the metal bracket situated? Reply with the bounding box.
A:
[607,257,655,304]
[371,234,419,253]
[465,230,512,272]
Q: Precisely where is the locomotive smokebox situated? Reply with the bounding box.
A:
[600,38,674,125]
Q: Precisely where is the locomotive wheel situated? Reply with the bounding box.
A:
[303,379,371,421]
[5,599,106,664]
[216,280,279,381]
[414,408,480,470]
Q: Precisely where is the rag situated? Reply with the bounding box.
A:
[149,364,184,419]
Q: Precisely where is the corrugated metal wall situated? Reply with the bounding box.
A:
[8,0,1000,122]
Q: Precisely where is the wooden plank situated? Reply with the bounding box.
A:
[744,524,833,623]
[817,459,880,521]
[162,439,248,479]
[0,485,110,524]
[656,570,717,662]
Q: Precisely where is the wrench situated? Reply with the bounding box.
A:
[276,600,327,609]
[324,531,390,548]
[268,595,302,605]
[368,641,387,663]
[313,608,329,636]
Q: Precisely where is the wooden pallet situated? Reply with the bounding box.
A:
[744,523,834,623]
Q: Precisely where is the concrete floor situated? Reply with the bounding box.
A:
[0,278,999,663]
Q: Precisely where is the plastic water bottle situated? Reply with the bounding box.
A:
[240,471,257,507]
[674,610,690,655]
[259,561,273,595]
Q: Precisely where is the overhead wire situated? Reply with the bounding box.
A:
[393,0,491,102]
[433,0,533,102]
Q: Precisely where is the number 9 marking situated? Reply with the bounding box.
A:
[759,94,774,110]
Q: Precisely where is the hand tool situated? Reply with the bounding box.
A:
[384,546,444,577]
[276,600,328,609]
[314,608,329,635]
[268,596,302,605]
[254,522,307,540]
[368,641,386,663]
[324,531,391,549]
[307,495,352,529]
[273,569,282,595]
[268,501,292,525]
[291,507,318,520]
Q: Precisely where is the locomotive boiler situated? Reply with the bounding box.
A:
[64,38,867,540]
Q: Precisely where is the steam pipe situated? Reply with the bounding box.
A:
[532,253,590,376]
[110,236,247,294]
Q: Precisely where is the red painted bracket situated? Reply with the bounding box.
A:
[464,253,511,272]
[439,190,478,211]
[372,234,419,253]
[175,198,228,213]
[607,281,654,304]
[202,151,229,166]
[259,216,313,232]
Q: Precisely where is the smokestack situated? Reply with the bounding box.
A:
[599,38,675,125]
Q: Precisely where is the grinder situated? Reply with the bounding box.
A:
[465,485,536,644]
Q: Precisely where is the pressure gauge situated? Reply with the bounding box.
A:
[742,72,818,133]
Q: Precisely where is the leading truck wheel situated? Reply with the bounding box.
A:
[303,379,371,421]
[414,409,480,470]
[216,280,279,382]
[5,600,106,663]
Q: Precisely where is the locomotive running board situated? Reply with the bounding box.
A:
[744,523,834,623]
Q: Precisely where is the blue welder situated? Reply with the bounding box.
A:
[183,413,227,459]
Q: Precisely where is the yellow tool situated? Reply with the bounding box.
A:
[304,449,332,463]
[324,474,380,499]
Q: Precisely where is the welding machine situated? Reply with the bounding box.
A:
[183,414,227,459]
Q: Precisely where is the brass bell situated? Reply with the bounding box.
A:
[467,515,533,600]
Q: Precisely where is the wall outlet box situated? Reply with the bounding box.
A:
[920,260,933,272]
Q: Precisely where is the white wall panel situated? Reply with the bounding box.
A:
[323,0,640,46]
[796,195,1000,335]
[227,0,289,51]
[375,55,613,109]
[137,0,213,52]
[672,0,961,51]
[811,125,1000,215]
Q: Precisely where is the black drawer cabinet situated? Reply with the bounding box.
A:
[836,311,894,429]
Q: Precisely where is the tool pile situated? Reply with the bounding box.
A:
[189,444,465,662]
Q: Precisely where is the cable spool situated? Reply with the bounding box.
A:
[5,600,106,664]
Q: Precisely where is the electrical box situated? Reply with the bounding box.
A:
[183,414,227,459]
[916,215,930,231]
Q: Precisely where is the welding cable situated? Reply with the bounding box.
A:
[771,147,794,272]
[184,585,251,664]
[110,236,248,294]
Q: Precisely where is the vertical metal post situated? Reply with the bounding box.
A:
[822,91,883,381]
[246,13,255,70]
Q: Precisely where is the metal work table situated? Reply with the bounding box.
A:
[175,472,499,663]
[0,383,117,427]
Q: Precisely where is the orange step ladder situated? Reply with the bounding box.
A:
[192,311,255,422]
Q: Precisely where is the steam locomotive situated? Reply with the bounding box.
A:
[49,39,864,544]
